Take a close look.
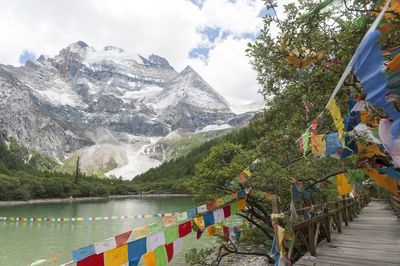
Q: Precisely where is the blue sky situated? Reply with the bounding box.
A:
[0,0,276,105]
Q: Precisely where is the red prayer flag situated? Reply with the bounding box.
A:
[178,221,192,238]
[115,231,132,247]
[223,205,231,218]
[311,117,319,152]
[299,138,303,153]
[223,226,230,242]
[77,253,104,266]
[165,243,174,262]
[206,201,216,211]
[263,192,273,200]
[237,172,246,183]
[196,229,204,239]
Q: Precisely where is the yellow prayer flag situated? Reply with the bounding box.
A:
[277,225,286,256]
[243,168,252,177]
[336,173,353,195]
[143,250,156,266]
[133,225,150,239]
[238,199,247,211]
[104,244,128,266]
[311,135,326,154]
[215,198,224,207]
[194,216,205,230]
[364,169,399,196]
[327,99,345,147]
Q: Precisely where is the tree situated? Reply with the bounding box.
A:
[74,156,80,185]
[185,0,388,264]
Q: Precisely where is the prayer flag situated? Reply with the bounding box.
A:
[292,184,299,201]
[164,225,179,245]
[176,212,188,223]
[163,216,177,227]
[215,198,224,207]
[203,212,215,228]
[336,173,353,195]
[197,204,207,213]
[224,195,231,203]
[73,245,95,262]
[238,199,246,211]
[311,135,326,154]
[243,168,252,177]
[223,205,231,218]
[165,243,174,263]
[302,130,310,155]
[187,208,196,218]
[150,221,164,233]
[94,237,117,254]
[206,201,216,211]
[325,133,342,155]
[143,250,156,266]
[115,231,132,247]
[238,190,246,199]
[193,216,205,230]
[155,245,168,266]
[127,238,146,266]
[178,221,192,238]
[207,225,216,236]
[377,168,400,181]
[213,208,225,223]
[327,99,346,148]
[230,202,239,215]
[231,193,238,200]
[134,225,150,240]
[104,244,128,266]
[173,238,182,256]
[147,231,166,251]
[264,192,273,200]
[364,168,399,196]
[299,137,303,153]
[237,172,246,183]
[77,253,104,266]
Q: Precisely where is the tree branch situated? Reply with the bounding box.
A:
[304,170,347,190]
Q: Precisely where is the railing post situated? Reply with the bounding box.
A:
[335,201,342,233]
[323,195,331,242]
[305,197,316,256]
[342,196,349,226]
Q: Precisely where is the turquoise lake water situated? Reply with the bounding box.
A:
[0,196,237,266]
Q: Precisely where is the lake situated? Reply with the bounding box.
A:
[0,196,238,265]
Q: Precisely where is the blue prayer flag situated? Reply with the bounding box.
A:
[376,168,400,181]
[203,212,215,228]
[72,244,95,262]
[128,238,147,266]
[325,133,342,155]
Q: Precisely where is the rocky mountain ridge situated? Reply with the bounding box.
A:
[0,41,260,179]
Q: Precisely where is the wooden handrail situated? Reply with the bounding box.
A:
[276,194,370,263]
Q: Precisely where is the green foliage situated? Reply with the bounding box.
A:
[132,126,260,193]
[0,139,138,200]
[184,248,214,266]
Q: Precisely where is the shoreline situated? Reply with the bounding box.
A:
[0,193,193,207]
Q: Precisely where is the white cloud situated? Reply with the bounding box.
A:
[0,0,267,105]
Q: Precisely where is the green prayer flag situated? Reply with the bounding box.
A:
[257,191,265,198]
[302,130,310,155]
[230,202,239,215]
[224,195,231,203]
[164,225,179,244]
[328,176,336,185]
[155,245,168,266]
[233,177,239,185]
[149,221,164,233]
[176,212,188,222]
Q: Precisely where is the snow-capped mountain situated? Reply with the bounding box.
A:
[0,41,255,179]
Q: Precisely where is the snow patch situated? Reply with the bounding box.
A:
[85,47,145,68]
[230,100,266,114]
[196,124,233,133]
[35,87,82,107]
[123,85,163,100]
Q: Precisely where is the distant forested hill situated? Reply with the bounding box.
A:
[131,126,260,192]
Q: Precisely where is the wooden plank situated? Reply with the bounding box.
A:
[294,200,400,265]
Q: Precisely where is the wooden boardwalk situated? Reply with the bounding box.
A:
[295,200,400,266]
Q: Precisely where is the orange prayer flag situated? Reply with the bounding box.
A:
[231,193,238,200]
[238,199,247,211]
[143,250,156,266]
[163,216,177,227]
[364,169,399,196]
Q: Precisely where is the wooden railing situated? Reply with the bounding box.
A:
[390,194,400,218]
[271,194,370,263]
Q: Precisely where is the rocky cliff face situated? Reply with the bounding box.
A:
[0,41,256,178]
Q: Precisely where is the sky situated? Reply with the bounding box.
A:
[0,0,279,105]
